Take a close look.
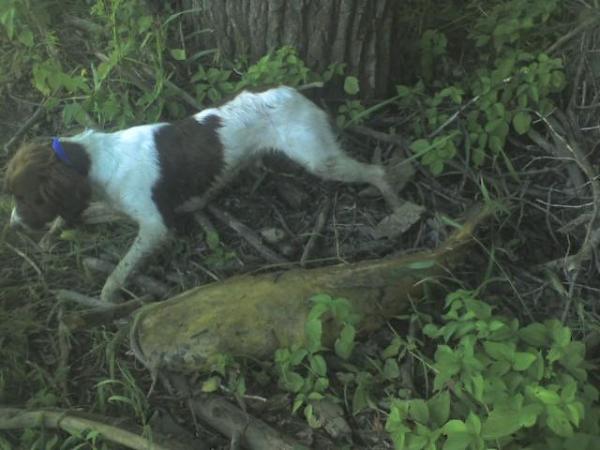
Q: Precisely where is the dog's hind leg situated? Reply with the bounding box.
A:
[275,128,403,211]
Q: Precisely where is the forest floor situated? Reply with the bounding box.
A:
[2,37,600,450]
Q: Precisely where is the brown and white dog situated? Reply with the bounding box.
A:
[5,86,401,302]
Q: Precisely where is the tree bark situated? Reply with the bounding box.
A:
[190,0,407,97]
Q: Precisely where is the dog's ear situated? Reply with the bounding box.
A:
[40,161,91,224]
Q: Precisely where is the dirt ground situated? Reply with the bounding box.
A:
[1,76,599,448]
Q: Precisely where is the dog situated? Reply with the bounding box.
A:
[5,86,402,302]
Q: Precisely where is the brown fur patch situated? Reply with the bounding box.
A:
[4,141,91,228]
[152,115,224,226]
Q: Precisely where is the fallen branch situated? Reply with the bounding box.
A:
[167,374,308,450]
[62,297,147,330]
[300,197,331,266]
[207,205,289,264]
[0,406,195,450]
[3,104,45,154]
[83,257,171,298]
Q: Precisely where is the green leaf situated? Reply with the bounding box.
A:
[513,352,537,371]
[289,347,308,365]
[443,432,472,450]
[519,323,548,346]
[170,48,187,60]
[443,419,468,434]
[334,324,356,359]
[138,15,153,32]
[59,230,78,241]
[483,341,515,361]
[546,405,574,437]
[481,408,522,439]
[201,376,220,392]
[17,29,34,47]
[512,111,532,135]
[0,7,15,39]
[466,412,481,434]
[396,85,412,97]
[313,376,329,392]
[386,404,409,449]
[409,399,430,424]
[468,374,484,402]
[383,358,400,380]
[565,402,584,427]
[428,391,451,426]
[408,260,436,269]
[519,403,542,428]
[352,382,371,414]
[305,317,322,353]
[382,336,403,358]
[304,404,322,428]
[344,76,360,95]
[526,385,561,405]
[430,159,444,176]
[283,371,305,393]
[551,323,571,347]
[489,135,504,153]
[410,139,431,154]
[309,354,327,377]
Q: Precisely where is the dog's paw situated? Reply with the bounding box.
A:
[100,278,122,303]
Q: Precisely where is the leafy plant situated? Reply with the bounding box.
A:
[274,293,358,427]
[385,290,599,449]
[393,0,566,175]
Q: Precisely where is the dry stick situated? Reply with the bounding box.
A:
[539,114,600,321]
[5,242,43,277]
[545,16,600,55]
[83,257,171,298]
[55,289,106,308]
[526,128,586,191]
[167,375,308,450]
[0,407,195,450]
[350,124,411,150]
[207,205,289,264]
[63,297,147,330]
[3,104,45,154]
[427,94,482,140]
[300,197,331,266]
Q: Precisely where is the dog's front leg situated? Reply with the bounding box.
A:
[101,221,168,302]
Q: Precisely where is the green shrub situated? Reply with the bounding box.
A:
[385,290,599,450]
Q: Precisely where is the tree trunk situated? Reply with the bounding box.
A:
[190,0,408,98]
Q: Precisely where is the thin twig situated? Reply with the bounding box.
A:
[83,257,171,298]
[300,198,331,266]
[166,374,308,450]
[545,16,599,55]
[0,406,194,450]
[55,289,105,308]
[350,124,411,150]
[5,242,42,277]
[207,205,288,264]
[427,95,481,140]
[4,104,45,154]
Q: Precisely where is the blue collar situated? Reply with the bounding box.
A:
[52,138,71,165]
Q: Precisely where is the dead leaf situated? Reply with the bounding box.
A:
[372,201,425,239]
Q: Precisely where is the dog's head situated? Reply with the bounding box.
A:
[4,141,91,229]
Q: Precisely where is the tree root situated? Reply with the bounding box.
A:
[0,407,196,450]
